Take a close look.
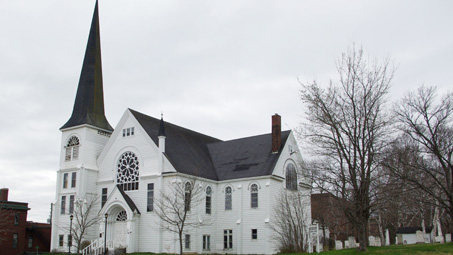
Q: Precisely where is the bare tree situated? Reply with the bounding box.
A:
[300,46,393,251]
[65,195,101,254]
[154,175,207,255]
[269,188,311,253]
[392,86,453,231]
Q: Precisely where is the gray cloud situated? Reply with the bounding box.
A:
[0,0,451,222]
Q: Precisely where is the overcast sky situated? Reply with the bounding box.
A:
[0,0,451,222]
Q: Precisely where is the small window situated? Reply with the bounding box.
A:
[185,182,192,212]
[185,234,191,249]
[147,183,154,212]
[71,172,77,188]
[206,186,212,214]
[69,195,74,214]
[12,233,18,248]
[63,173,68,189]
[224,229,233,249]
[28,237,33,248]
[61,196,66,214]
[203,235,210,250]
[285,163,297,191]
[225,186,232,210]
[252,229,258,239]
[122,127,135,137]
[116,211,127,221]
[59,235,64,246]
[251,184,258,208]
[101,188,108,208]
[14,213,19,225]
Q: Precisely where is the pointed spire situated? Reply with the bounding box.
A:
[158,112,166,137]
[61,0,113,131]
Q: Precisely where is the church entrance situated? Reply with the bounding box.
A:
[113,210,128,248]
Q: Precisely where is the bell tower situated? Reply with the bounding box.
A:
[51,1,113,252]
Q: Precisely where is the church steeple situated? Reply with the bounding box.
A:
[61,0,113,132]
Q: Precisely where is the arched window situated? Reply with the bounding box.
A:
[65,136,80,161]
[116,210,127,221]
[117,151,140,191]
[225,186,232,210]
[251,184,258,208]
[205,186,212,214]
[285,163,297,191]
[185,182,192,212]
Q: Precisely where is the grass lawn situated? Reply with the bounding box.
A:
[310,243,453,255]
[43,243,453,255]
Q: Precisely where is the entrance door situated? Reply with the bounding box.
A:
[113,210,128,248]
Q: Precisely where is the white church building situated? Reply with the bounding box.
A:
[50,2,311,254]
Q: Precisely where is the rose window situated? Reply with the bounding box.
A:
[117,151,139,191]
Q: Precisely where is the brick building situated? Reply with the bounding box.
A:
[311,193,355,245]
[0,188,51,255]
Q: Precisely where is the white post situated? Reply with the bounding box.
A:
[316,223,320,253]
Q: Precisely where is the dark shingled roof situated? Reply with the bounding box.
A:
[208,131,290,181]
[61,1,113,132]
[130,109,290,181]
[130,109,221,180]
[117,185,141,214]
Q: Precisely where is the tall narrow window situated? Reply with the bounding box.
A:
[285,163,297,191]
[203,235,210,250]
[205,186,212,214]
[185,182,192,212]
[251,184,258,208]
[63,173,68,189]
[224,229,233,249]
[69,195,74,214]
[61,196,66,214]
[12,233,18,248]
[185,234,191,249]
[65,136,80,161]
[28,237,33,248]
[71,172,77,188]
[59,235,64,246]
[116,151,140,191]
[14,213,19,225]
[225,186,232,210]
[147,183,154,212]
[101,188,108,208]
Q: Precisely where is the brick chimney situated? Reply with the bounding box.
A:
[272,114,281,153]
[0,188,8,201]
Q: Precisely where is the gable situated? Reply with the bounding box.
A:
[101,185,140,216]
[97,109,171,183]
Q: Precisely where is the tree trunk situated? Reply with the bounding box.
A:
[357,219,368,252]
[179,231,183,255]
